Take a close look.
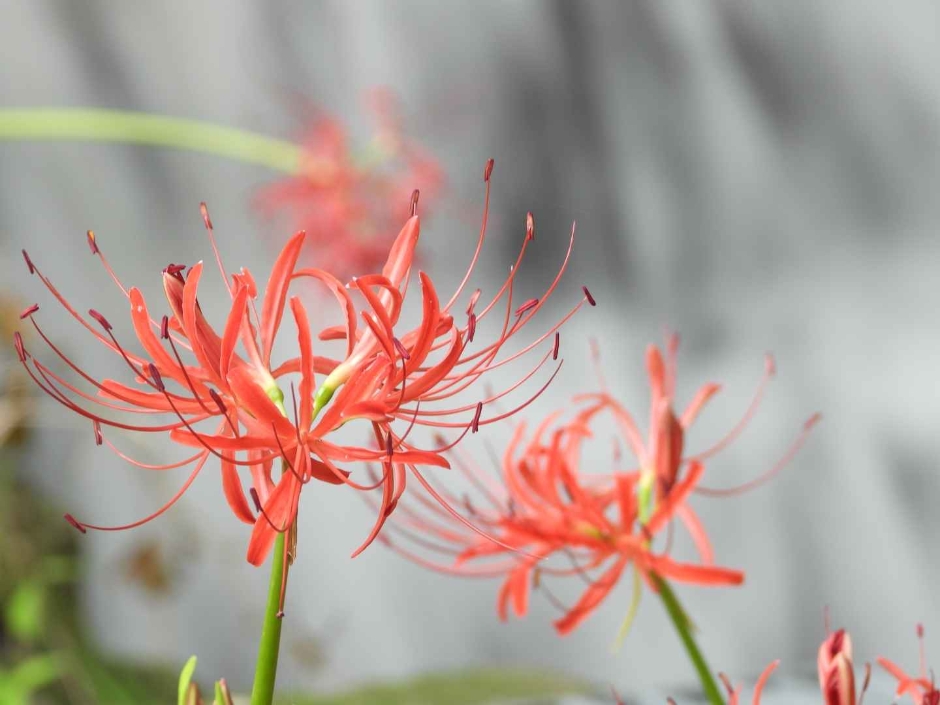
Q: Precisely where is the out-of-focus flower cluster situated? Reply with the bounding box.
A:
[255,88,445,280]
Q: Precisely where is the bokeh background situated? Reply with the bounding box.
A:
[1,1,939,702]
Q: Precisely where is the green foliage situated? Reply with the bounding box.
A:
[0,654,61,705]
[5,579,46,644]
[0,458,176,704]
[180,656,200,705]
[277,668,590,705]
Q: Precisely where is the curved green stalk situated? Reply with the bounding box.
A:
[651,573,725,705]
[0,108,301,173]
[250,532,288,705]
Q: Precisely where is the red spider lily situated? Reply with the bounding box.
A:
[819,628,860,705]
[15,161,591,605]
[377,340,817,635]
[255,88,444,279]
[879,625,940,705]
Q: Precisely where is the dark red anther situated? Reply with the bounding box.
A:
[208,389,227,415]
[19,304,39,319]
[467,312,477,342]
[160,315,169,340]
[582,286,596,306]
[199,202,213,230]
[148,363,165,392]
[88,309,112,331]
[552,332,560,361]
[410,189,420,217]
[463,494,476,516]
[276,610,285,619]
[484,158,494,182]
[385,431,394,459]
[249,487,263,513]
[471,402,483,433]
[93,420,103,446]
[919,623,926,638]
[393,337,410,360]
[86,230,99,254]
[514,298,539,317]
[64,513,87,534]
[433,432,447,447]
[13,332,26,362]
[465,289,481,316]
[525,212,535,241]
[22,249,35,275]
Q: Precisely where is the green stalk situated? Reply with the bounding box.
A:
[0,108,301,173]
[651,573,725,705]
[250,532,288,705]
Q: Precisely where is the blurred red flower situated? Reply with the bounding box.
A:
[255,88,444,280]
[879,625,940,705]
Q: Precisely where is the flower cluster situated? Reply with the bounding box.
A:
[255,88,444,279]
[380,335,818,634]
[711,622,938,705]
[14,163,593,604]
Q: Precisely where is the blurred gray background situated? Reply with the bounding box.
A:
[1,1,938,701]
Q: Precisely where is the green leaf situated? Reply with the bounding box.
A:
[0,654,61,703]
[178,656,198,705]
[277,668,590,705]
[4,579,46,642]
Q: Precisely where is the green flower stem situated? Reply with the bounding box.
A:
[0,108,301,173]
[651,573,725,705]
[250,531,288,705]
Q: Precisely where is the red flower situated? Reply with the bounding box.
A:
[819,628,858,705]
[379,339,816,634]
[879,625,940,705]
[16,161,590,589]
[255,88,444,280]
